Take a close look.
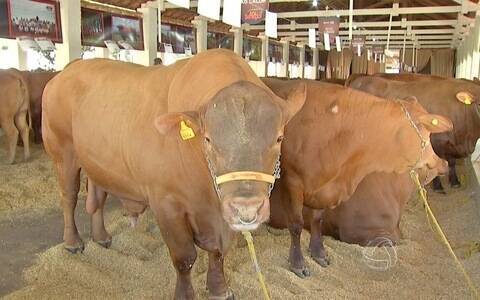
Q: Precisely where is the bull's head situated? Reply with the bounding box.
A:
[154,81,306,231]
[395,97,453,173]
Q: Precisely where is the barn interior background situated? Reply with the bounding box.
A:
[0,0,478,79]
[1,0,480,299]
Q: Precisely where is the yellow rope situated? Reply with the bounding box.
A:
[242,231,271,300]
[410,170,480,299]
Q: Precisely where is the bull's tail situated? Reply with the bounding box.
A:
[18,74,32,130]
[27,104,32,130]
[9,69,32,129]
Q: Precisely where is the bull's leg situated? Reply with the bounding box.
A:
[308,209,330,267]
[284,187,309,278]
[32,99,43,144]
[206,251,233,300]
[448,159,461,188]
[55,155,83,253]
[432,176,446,194]
[152,201,197,300]
[1,117,18,164]
[14,110,30,162]
[90,185,112,248]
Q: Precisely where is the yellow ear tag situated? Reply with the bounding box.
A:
[431,118,439,126]
[456,92,474,105]
[180,121,195,140]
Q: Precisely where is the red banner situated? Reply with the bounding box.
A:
[318,17,339,43]
[373,45,384,55]
[352,35,365,55]
[241,0,269,25]
[352,36,365,48]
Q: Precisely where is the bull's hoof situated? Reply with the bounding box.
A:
[312,255,330,267]
[209,288,235,300]
[95,237,112,249]
[290,265,311,278]
[433,188,447,195]
[64,243,85,254]
[451,183,461,189]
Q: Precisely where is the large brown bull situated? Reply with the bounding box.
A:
[348,75,480,193]
[306,160,445,245]
[0,69,30,163]
[20,71,58,144]
[42,49,306,299]
[345,72,443,86]
[264,78,452,277]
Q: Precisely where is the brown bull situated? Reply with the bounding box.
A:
[264,78,452,278]
[302,159,446,246]
[20,71,58,144]
[345,72,443,86]
[0,69,30,164]
[348,75,480,193]
[42,49,306,299]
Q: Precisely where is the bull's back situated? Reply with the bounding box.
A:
[168,49,269,111]
[42,59,169,162]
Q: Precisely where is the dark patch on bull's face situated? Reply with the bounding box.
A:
[202,81,284,231]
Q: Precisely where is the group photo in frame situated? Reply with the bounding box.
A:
[110,15,143,50]
[7,0,61,41]
[81,8,105,47]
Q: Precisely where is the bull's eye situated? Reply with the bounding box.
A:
[277,136,284,143]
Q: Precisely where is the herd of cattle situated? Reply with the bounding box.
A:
[1,49,480,299]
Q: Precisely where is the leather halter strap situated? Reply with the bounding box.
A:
[215,171,276,185]
[399,102,428,169]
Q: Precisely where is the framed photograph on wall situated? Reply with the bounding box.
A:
[110,15,143,50]
[0,0,9,38]
[7,0,61,42]
[81,8,105,47]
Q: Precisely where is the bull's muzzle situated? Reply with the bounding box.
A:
[223,195,270,232]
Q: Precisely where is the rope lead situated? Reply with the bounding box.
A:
[242,231,271,300]
[410,170,479,299]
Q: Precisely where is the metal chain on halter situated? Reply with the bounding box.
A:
[204,145,282,199]
[399,102,427,168]
[205,150,222,199]
[268,154,281,197]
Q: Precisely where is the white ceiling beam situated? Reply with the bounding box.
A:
[277,28,456,36]
[248,19,459,31]
[386,3,399,50]
[163,0,316,9]
[348,0,353,40]
[300,37,453,45]
[311,43,452,49]
[277,6,478,18]
[366,35,453,40]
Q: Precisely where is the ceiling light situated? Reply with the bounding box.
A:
[313,0,318,7]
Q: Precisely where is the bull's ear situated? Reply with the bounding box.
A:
[281,82,307,124]
[417,114,453,133]
[154,111,200,139]
[402,96,419,104]
[456,91,475,105]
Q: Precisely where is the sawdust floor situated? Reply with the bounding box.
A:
[0,137,479,299]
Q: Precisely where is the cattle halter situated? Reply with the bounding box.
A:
[205,148,282,221]
[399,102,428,169]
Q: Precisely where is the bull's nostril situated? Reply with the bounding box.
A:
[228,202,239,215]
[239,214,258,225]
